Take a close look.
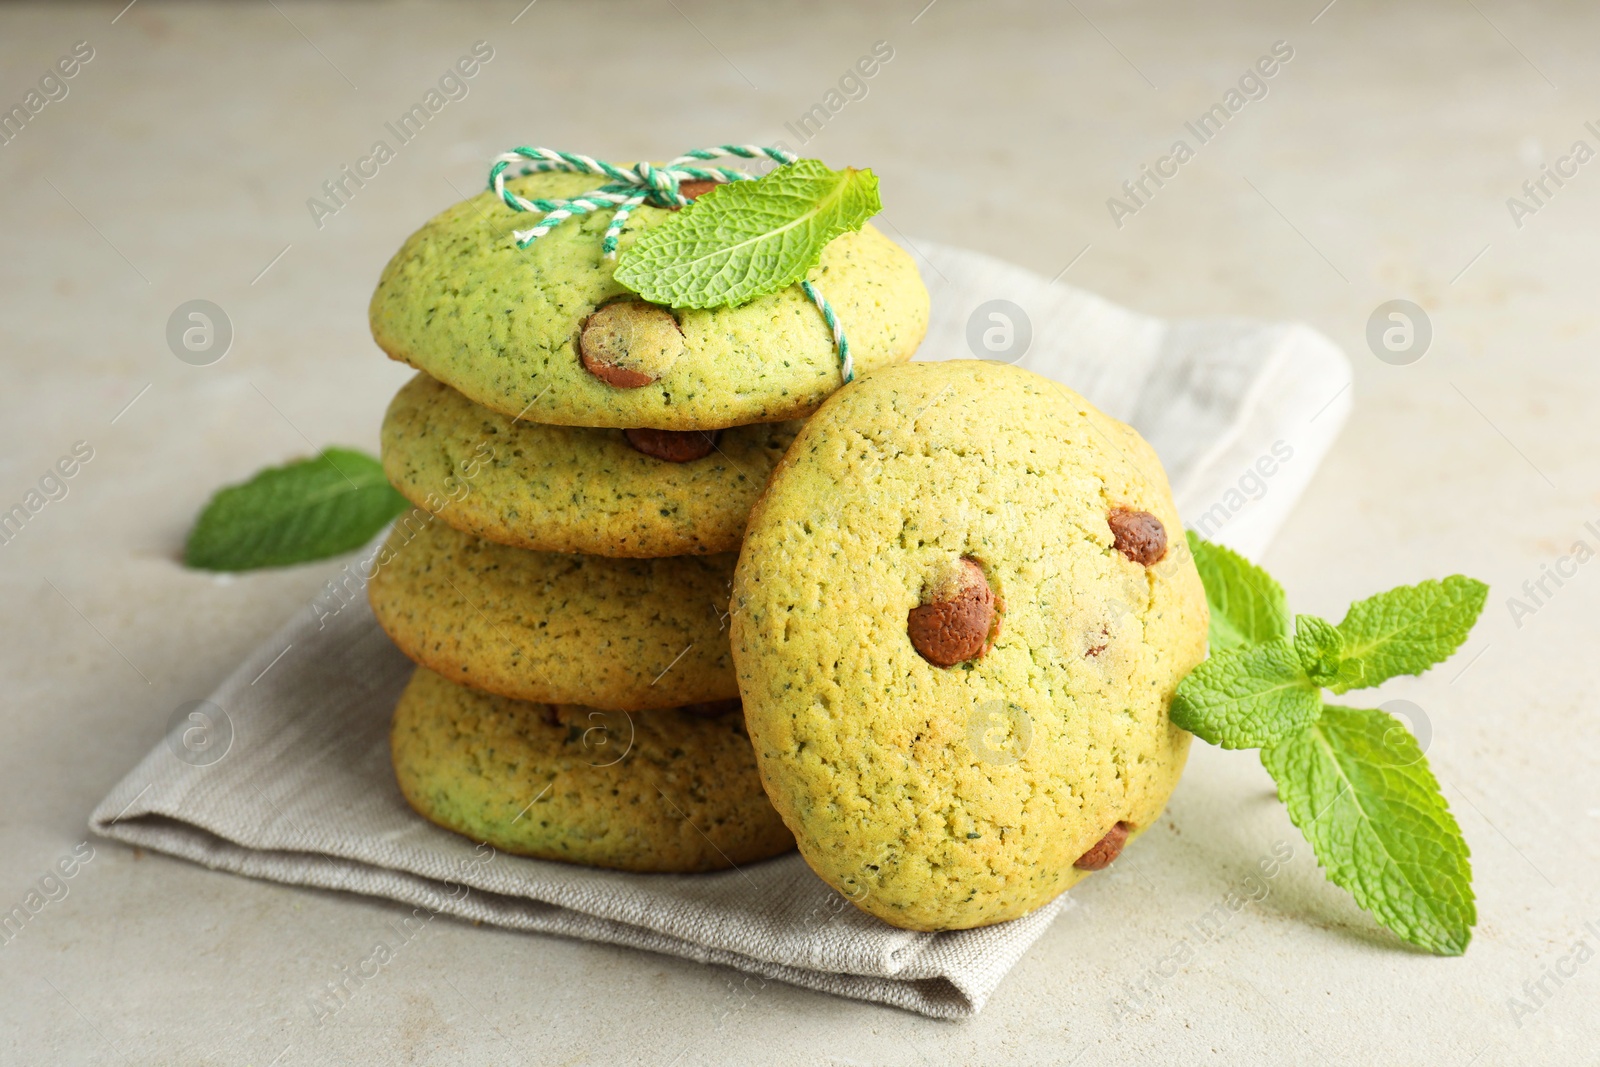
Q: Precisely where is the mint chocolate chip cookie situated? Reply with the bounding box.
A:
[731,360,1209,931]
[367,516,738,711]
[380,372,800,556]
[392,666,793,872]
[369,170,928,430]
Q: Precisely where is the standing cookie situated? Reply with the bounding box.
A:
[732,361,1208,931]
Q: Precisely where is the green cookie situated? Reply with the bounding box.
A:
[731,361,1209,931]
[367,516,738,711]
[369,170,929,430]
[392,667,794,873]
[381,372,800,557]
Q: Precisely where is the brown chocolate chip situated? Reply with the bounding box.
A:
[624,427,718,463]
[585,360,656,389]
[907,558,1000,668]
[1073,821,1130,870]
[669,178,720,208]
[1108,508,1167,566]
[680,699,740,719]
[579,300,687,388]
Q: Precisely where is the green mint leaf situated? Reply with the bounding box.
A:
[1292,614,1346,687]
[1325,576,1490,694]
[1170,638,1323,748]
[1261,704,1474,955]
[184,448,408,571]
[1185,531,1290,652]
[613,159,882,309]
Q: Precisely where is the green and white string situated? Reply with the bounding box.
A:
[799,280,851,382]
[488,145,854,383]
[488,145,791,254]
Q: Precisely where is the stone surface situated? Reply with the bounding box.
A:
[1,1,1596,1064]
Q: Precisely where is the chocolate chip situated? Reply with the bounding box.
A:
[1108,508,1167,566]
[579,300,687,388]
[680,699,740,719]
[584,359,656,389]
[1073,821,1130,870]
[624,428,718,463]
[907,558,1000,668]
[669,178,720,209]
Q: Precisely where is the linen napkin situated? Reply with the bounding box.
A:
[90,240,1351,1019]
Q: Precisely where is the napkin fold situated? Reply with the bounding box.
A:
[91,240,1350,1018]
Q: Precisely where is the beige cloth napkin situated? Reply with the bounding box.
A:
[89,241,1350,1018]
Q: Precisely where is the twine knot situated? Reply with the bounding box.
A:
[488,145,797,256]
[486,144,853,383]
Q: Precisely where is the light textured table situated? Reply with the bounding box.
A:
[2,1,1596,1063]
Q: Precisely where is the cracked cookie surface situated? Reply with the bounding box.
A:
[731,360,1208,930]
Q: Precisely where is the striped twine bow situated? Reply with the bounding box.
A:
[487,145,854,383]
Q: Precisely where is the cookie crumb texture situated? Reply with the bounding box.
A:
[381,372,798,556]
[732,361,1208,930]
[369,170,930,430]
[368,517,739,710]
[392,667,794,872]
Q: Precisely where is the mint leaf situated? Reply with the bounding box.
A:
[1292,614,1345,687]
[184,448,408,571]
[1325,576,1489,693]
[1185,531,1290,652]
[1261,704,1474,955]
[1170,639,1323,748]
[613,160,882,309]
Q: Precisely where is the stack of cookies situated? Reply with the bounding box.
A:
[363,166,930,873]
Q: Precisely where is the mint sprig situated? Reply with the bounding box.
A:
[1176,531,1488,955]
[184,448,408,571]
[613,159,881,309]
